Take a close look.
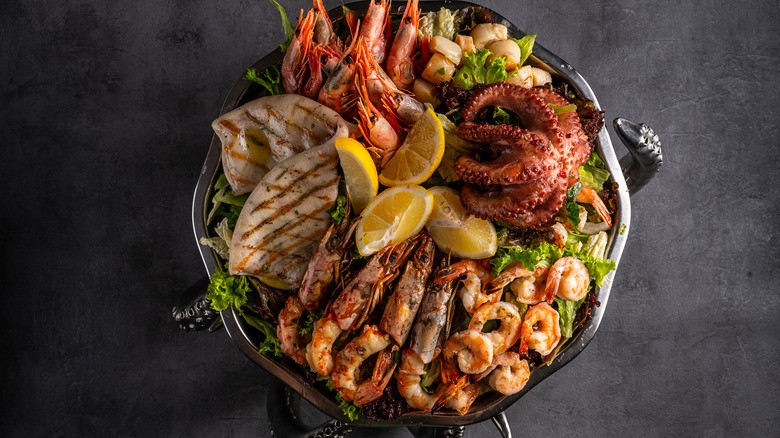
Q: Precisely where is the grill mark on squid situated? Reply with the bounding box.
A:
[234,167,339,272]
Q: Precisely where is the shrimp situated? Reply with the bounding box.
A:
[490,262,549,305]
[318,33,360,115]
[576,185,612,227]
[330,237,418,331]
[301,44,325,99]
[396,349,447,411]
[354,344,399,406]
[518,302,561,357]
[298,211,357,313]
[436,259,495,315]
[386,0,419,90]
[355,57,401,167]
[331,325,391,402]
[544,256,590,302]
[441,330,494,380]
[305,315,343,376]
[358,0,391,63]
[277,296,309,365]
[468,302,523,356]
[380,233,435,346]
[488,261,534,292]
[282,9,317,94]
[356,36,425,126]
[409,265,456,364]
[485,352,530,395]
[442,381,484,415]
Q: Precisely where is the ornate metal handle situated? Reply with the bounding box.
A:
[613,117,663,194]
[171,276,222,332]
[267,381,478,438]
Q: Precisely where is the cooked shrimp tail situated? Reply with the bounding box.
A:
[576,185,612,227]
[518,302,561,357]
[354,344,399,406]
[305,314,343,375]
[277,296,310,365]
[544,256,590,303]
[331,325,391,401]
[397,349,448,411]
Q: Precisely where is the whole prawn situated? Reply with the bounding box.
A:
[356,39,425,126]
[379,232,435,345]
[409,262,457,364]
[357,0,391,63]
[298,206,357,313]
[386,0,419,91]
[282,9,317,94]
[355,45,401,167]
[318,33,361,115]
[330,237,419,331]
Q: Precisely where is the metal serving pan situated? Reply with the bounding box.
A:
[185,1,662,436]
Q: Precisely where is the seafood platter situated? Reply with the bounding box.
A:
[184,0,662,433]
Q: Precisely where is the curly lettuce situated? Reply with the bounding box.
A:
[452,49,516,90]
[244,65,284,95]
[206,266,283,358]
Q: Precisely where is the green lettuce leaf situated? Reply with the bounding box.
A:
[243,313,284,358]
[452,49,516,90]
[511,34,536,67]
[206,266,283,358]
[269,0,295,51]
[327,181,348,224]
[206,266,251,311]
[244,65,284,95]
[555,296,585,338]
[491,107,524,127]
[578,151,611,192]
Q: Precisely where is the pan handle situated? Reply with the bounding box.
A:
[491,412,512,438]
[171,276,222,332]
[613,117,663,194]
[267,381,353,438]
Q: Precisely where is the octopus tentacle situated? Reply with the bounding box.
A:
[460,177,557,220]
[504,178,567,228]
[534,88,590,176]
[455,83,590,228]
[454,127,560,186]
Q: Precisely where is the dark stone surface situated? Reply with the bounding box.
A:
[2,0,778,436]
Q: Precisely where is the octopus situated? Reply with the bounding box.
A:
[453,82,591,228]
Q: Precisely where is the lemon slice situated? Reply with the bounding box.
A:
[335,137,379,214]
[356,185,434,256]
[258,275,296,290]
[379,107,445,186]
[425,186,497,259]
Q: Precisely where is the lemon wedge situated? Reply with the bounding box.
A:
[335,137,379,214]
[379,107,445,186]
[356,185,434,256]
[425,186,497,259]
[258,275,296,290]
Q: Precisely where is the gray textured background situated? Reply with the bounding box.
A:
[2,0,778,436]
